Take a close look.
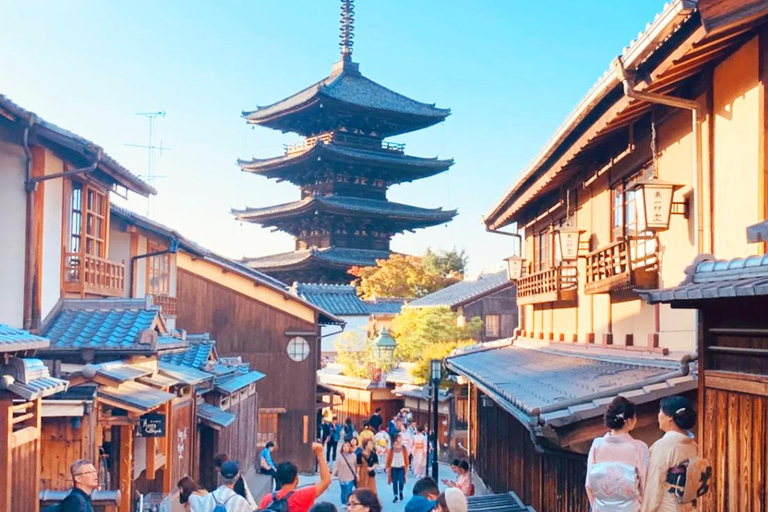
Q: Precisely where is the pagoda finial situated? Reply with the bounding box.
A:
[339,0,355,61]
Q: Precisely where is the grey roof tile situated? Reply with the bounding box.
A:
[0,325,49,353]
[293,283,404,316]
[243,247,389,270]
[98,381,174,412]
[158,362,215,386]
[161,337,215,369]
[407,271,512,308]
[215,370,265,395]
[198,403,237,429]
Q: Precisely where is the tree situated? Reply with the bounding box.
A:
[349,249,467,299]
[334,330,373,379]
[411,340,477,386]
[390,306,482,363]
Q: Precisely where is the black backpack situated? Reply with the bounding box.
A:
[260,491,294,512]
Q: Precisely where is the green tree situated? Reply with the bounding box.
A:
[411,340,477,386]
[334,330,373,379]
[422,247,467,278]
[390,306,482,362]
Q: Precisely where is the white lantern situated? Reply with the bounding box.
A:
[504,256,525,281]
[556,226,584,261]
[630,178,683,232]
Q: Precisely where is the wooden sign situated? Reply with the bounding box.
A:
[136,413,166,438]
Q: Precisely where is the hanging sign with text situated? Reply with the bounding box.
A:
[136,413,167,438]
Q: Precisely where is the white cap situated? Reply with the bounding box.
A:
[444,488,468,512]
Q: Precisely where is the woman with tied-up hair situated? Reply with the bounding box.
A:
[586,396,650,512]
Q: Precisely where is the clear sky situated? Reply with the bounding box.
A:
[1,1,663,275]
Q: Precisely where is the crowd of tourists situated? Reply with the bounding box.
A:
[586,394,708,512]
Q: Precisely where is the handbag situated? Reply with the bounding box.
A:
[364,454,376,477]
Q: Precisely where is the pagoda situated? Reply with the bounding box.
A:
[234,0,456,284]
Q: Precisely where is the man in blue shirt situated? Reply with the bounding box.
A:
[259,441,281,490]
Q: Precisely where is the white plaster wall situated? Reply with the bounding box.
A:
[108,228,132,297]
[40,153,64,320]
[0,138,27,327]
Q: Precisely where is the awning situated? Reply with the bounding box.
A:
[159,361,215,386]
[446,340,696,429]
[197,402,237,429]
[138,372,182,389]
[215,370,265,395]
[467,491,534,512]
[85,361,153,385]
[98,381,174,413]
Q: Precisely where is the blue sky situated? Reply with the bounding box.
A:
[1,1,663,274]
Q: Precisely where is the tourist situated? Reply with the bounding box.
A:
[331,442,358,506]
[441,459,460,488]
[347,489,382,512]
[350,436,361,459]
[204,461,251,512]
[309,504,337,512]
[326,416,343,462]
[411,425,428,477]
[259,442,331,512]
[178,476,208,512]
[436,488,468,512]
[444,461,472,496]
[405,477,440,512]
[373,425,390,470]
[343,417,357,443]
[357,439,379,495]
[359,422,375,447]
[60,459,98,512]
[386,433,409,503]
[368,407,383,432]
[387,416,400,439]
[214,453,257,508]
[399,422,414,470]
[259,442,281,491]
[642,396,699,512]
[585,396,649,511]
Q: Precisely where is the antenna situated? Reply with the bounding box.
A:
[125,111,170,216]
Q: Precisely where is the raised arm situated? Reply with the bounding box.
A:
[313,442,332,498]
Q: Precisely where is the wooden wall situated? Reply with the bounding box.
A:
[170,397,195,487]
[176,269,319,471]
[217,391,260,477]
[41,415,94,490]
[462,287,518,342]
[326,385,403,430]
[471,387,588,512]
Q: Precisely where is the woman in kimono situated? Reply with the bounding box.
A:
[410,425,428,477]
[373,425,390,472]
[642,396,699,512]
[586,396,649,512]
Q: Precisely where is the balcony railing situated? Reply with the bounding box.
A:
[63,252,125,297]
[584,239,657,294]
[284,132,405,155]
[517,265,578,305]
[151,294,178,316]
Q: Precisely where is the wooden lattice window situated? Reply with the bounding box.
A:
[257,412,280,446]
[485,314,500,338]
[84,186,107,257]
[147,243,171,296]
[534,229,551,272]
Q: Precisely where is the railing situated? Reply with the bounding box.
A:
[284,131,405,155]
[152,294,178,316]
[585,239,657,294]
[63,252,125,297]
[516,265,578,305]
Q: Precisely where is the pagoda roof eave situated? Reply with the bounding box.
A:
[232,195,457,225]
[242,247,390,271]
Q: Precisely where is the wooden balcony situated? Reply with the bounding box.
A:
[517,265,578,305]
[284,131,405,155]
[63,252,125,297]
[584,240,657,295]
[152,294,178,316]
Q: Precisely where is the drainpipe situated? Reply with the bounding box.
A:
[22,117,37,330]
[614,57,705,253]
[128,239,180,298]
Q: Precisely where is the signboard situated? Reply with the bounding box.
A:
[136,413,166,438]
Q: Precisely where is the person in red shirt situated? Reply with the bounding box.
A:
[259,442,331,512]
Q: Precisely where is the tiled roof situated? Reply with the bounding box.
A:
[243,247,390,270]
[0,94,154,197]
[292,283,404,316]
[158,362,215,386]
[41,298,186,354]
[242,63,450,137]
[640,254,768,304]
[98,381,175,412]
[446,340,696,428]
[0,325,50,353]
[233,195,456,225]
[215,370,266,395]
[393,384,450,402]
[407,271,512,308]
[386,363,417,385]
[0,358,69,400]
[161,335,216,370]
[197,403,237,429]
[88,362,153,383]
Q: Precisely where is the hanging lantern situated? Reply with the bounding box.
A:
[630,178,683,232]
[504,255,525,281]
[372,327,397,363]
[556,225,585,261]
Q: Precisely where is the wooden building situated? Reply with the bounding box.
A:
[234,0,455,284]
[406,271,517,343]
[458,1,768,509]
[641,218,768,511]
[0,326,68,512]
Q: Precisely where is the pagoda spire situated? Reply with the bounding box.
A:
[339,0,355,61]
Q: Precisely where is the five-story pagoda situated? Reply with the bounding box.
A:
[234,0,456,284]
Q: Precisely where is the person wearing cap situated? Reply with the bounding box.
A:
[404,477,440,512]
[259,442,331,512]
[204,461,252,512]
[436,488,468,512]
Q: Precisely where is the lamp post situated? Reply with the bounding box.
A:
[372,327,397,364]
[430,359,443,481]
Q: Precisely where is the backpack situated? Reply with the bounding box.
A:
[667,456,712,504]
[212,491,236,512]
[260,491,294,512]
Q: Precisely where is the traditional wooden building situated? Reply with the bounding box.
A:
[234,0,455,284]
[406,271,518,343]
[453,0,768,509]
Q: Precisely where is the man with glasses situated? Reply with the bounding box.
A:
[60,459,98,512]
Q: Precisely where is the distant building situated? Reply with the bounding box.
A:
[406,271,518,342]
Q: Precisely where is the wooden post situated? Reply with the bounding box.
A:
[162,401,174,493]
[118,425,133,512]
[0,395,12,512]
[33,398,42,512]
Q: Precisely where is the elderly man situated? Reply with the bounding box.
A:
[60,459,98,512]
[205,460,251,512]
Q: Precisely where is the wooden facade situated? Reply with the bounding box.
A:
[0,397,43,512]
[460,287,518,343]
[322,384,403,429]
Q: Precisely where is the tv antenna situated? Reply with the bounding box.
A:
[126,111,170,216]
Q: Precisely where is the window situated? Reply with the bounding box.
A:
[84,187,107,257]
[64,180,109,285]
[147,243,171,296]
[535,229,552,272]
[287,337,310,362]
[611,168,656,261]
[485,314,500,338]
[257,412,279,446]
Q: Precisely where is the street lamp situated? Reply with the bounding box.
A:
[504,255,525,281]
[430,359,443,481]
[372,327,397,364]
[630,178,684,232]
[555,225,585,261]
